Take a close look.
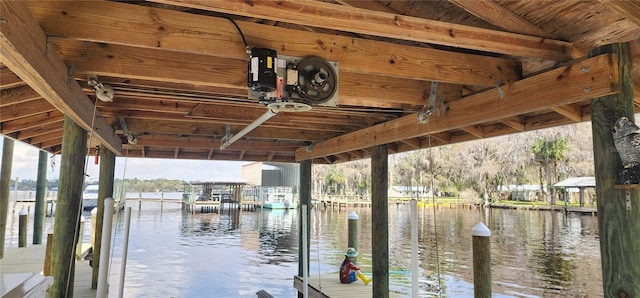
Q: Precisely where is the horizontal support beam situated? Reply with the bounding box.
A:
[28,1,522,87]
[296,53,619,160]
[0,2,121,154]
[152,0,581,61]
[52,38,455,109]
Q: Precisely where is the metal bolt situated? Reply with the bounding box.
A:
[583,87,591,93]
[582,66,590,74]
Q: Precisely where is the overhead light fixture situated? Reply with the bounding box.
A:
[87,75,115,102]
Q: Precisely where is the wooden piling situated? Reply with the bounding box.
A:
[50,115,87,298]
[371,144,389,297]
[92,148,115,289]
[19,208,28,247]
[0,137,14,259]
[34,150,48,244]
[347,211,359,256]
[44,234,54,275]
[472,222,492,298]
[589,43,640,296]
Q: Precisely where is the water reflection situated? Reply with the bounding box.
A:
[5,198,603,297]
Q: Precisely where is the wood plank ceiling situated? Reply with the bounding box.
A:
[1,0,639,164]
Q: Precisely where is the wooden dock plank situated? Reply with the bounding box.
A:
[293,273,400,298]
[1,245,96,297]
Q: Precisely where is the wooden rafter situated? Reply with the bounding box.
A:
[150,0,582,60]
[27,1,522,87]
[448,0,555,38]
[0,2,121,153]
[598,0,640,26]
[0,85,42,107]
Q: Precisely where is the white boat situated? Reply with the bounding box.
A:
[82,184,99,210]
[262,187,297,209]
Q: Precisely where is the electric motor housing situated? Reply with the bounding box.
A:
[247,48,278,94]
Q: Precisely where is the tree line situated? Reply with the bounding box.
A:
[11,121,596,203]
[312,121,595,203]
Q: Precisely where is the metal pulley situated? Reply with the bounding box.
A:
[296,56,338,105]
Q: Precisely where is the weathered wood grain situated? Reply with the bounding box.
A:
[0,2,120,154]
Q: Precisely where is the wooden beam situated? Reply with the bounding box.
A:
[598,0,640,26]
[0,98,57,122]
[0,85,42,107]
[0,68,24,90]
[296,54,619,160]
[151,0,581,61]
[501,117,526,132]
[1,110,64,134]
[448,0,555,38]
[27,131,61,149]
[108,118,341,142]
[101,108,354,133]
[54,38,457,109]
[551,104,583,122]
[135,135,301,152]
[401,138,421,149]
[461,125,484,138]
[28,1,522,87]
[17,122,63,141]
[0,2,121,154]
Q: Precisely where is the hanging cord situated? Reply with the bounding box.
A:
[108,148,129,278]
[65,98,99,297]
[427,121,443,297]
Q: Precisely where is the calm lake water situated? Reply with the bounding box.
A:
[4,192,603,297]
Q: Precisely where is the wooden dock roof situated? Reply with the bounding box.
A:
[2,1,639,164]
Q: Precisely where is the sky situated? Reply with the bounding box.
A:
[0,139,248,182]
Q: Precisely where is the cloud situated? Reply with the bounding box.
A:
[1,138,247,182]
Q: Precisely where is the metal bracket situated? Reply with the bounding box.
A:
[494,80,505,99]
[220,123,233,145]
[625,190,632,211]
[45,36,52,55]
[67,63,77,85]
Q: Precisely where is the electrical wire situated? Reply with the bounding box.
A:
[226,17,250,52]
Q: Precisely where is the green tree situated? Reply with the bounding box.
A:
[532,136,569,204]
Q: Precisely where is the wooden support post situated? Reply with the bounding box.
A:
[297,159,312,279]
[92,148,115,289]
[50,115,87,298]
[371,144,389,297]
[472,222,492,298]
[44,234,54,276]
[18,208,28,247]
[347,211,359,257]
[34,150,48,244]
[0,137,14,259]
[589,43,640,297]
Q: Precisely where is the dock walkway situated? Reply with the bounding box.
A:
[293,273,400,298]
[1,245,96,297]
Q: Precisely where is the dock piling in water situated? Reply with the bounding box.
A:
[348,211,359,257]
[472,222,492,298]
[18,208,27,247]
